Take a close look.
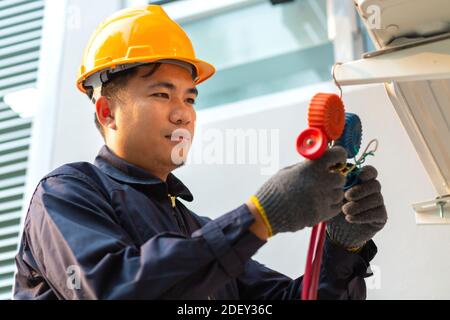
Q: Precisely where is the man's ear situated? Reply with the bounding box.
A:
[95,96,117,131]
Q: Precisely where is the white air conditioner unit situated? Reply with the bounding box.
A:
[334,0,450,224]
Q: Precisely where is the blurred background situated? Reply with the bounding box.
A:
[0,0,448,299]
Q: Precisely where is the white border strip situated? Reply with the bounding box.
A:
[20,1,68,233]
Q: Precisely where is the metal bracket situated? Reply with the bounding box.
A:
[412,195,450,224]
[362,32,450,59]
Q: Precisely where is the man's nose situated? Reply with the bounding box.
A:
[169,100,193,125]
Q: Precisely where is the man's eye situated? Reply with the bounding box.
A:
[186,98,196,105]
[152,93,169,98]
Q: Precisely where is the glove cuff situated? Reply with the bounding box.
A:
[249,195,273,237]
[326,221,366,250]
[254,182,294,235]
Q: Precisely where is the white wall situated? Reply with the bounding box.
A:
[28,0,450,300]
[175,82,450,300]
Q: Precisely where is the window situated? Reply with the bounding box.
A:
[132,0,334,109]
[0,0,44,299]
[172,0,333,109]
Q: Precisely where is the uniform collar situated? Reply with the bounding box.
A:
[94,145,193,201]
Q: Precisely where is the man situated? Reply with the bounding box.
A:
[13,5,387,299]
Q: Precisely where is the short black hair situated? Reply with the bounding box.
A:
[86,63,162,139]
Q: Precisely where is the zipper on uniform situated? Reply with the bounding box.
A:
[168,193,177,208]
[168,193,188,235]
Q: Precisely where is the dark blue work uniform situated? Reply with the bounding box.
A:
[13,145,377,299]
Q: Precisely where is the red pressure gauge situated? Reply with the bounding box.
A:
[296,93,345,160]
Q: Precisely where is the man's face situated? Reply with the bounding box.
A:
[108,63,198,177]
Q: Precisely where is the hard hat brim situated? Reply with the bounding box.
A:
[77,56,216,93]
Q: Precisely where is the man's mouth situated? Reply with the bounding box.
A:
[164,134,190,142]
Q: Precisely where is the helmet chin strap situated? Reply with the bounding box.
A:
[90,86,102,104]
[84,60,198,104]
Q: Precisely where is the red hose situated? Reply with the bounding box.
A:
[309,221,327,299]
[301,225,317,300]
[301,221,327,300]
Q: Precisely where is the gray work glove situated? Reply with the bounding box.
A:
[327,165,388,250]
[252,146,347,236]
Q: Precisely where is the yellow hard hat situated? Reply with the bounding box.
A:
[76,5,216,93]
